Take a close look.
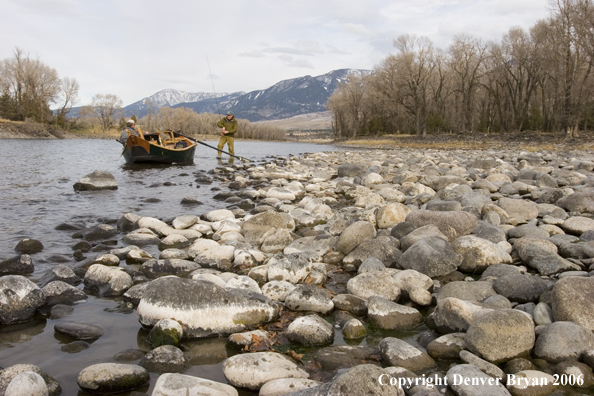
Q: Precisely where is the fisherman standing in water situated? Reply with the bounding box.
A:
[216,111,238,158]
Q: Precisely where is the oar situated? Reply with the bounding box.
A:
[176,132,252,162]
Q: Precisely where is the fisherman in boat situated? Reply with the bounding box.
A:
[216,111,238,158]
[119,119,141,145]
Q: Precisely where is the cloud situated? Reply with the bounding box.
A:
[263,47,317,56]
[278,55,314,69]
[342,23,373,38]
[239,50,266,58]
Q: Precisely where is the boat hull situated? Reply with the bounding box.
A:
[122,134,196,164]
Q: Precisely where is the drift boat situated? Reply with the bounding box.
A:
[121,130,197,164]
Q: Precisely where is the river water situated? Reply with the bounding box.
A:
[0,139,368,395]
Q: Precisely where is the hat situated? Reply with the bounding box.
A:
[226,111,233,116]
[126,119,135,124]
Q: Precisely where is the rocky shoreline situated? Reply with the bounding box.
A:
[2,145,594,395]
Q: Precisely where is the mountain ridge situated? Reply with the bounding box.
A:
[67,69,371,123]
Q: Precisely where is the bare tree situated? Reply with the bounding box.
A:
[0,47,61,122]
[55,77,79,128]
[91,94,123,132]
[448,34,488,132]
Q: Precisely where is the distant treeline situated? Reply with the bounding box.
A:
[328,0,594,139]
[136,107,286,141]
[74,105,286,141]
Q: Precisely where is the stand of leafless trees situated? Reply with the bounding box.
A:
[0,48,79,128]
[138,106,286,141]
[328,0,594,140]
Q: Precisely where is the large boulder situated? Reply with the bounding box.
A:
[260,378,322,396]
[222,352,308,391]
[452,236,512,273]
[0,364,61,396]
[139,345,188,373]
[14,239,44,254]
[493,274,548,303]
[497,197,538,223]
[137,277,280,338]
[399,224,448,252]
[242,212,295,246]
[286,314,334,345]
[73,171,117,191]
[432,297,494,333]
[0,275,45,324]
[447,364,511,396]
[465,310,535,363]
[378,337,436,372]
[83,264,133,297]
[335,221,377,255]
[367,296,423,330]
[397,236,462,277]
[77,363,149,394]
[283,235,337,257]
[141,259,200,279]
[267,253,327,285]
[533,321,594,363]
[437,281,497,303]
[342,238,401,268]
[0,255,34,275]
[152,373,238,396]
[284,284,334,314]
[347,270,401,301]
[551,276,594,330]
[41,281,87,306]
[288,364,405,396]
[376,203,410,229]
[505,370,556,396]
[557,191,594,214]
[4,371,48,396]
[405,210,478,241]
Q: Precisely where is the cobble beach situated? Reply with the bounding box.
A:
[2,138,594,395]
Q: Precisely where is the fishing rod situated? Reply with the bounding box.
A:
[206,55,222,119]
[176,131,252,162]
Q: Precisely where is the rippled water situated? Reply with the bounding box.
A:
[0,139,349,395]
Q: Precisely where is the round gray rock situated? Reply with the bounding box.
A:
[286,314,334,345]
[54,321,105,340]
[465,309,535,363]
[533,321,594,363]
[77,363,149,394]
[222,352,309,390]
[378,337,436,372]
[0,275,45,324]
[73,171,117,191]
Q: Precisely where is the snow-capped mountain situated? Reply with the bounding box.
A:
[171,69,371,121]
[120,68,371,121]
[124,89,233,116]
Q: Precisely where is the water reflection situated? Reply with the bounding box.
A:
[0,318,46,345]
[182,337,231,365]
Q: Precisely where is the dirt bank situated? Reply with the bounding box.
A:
[0,119,114,140]
[336,131,594,152]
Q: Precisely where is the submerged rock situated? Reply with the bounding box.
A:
[73,171,118,191]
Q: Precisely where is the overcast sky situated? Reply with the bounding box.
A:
[3,0,551,106]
